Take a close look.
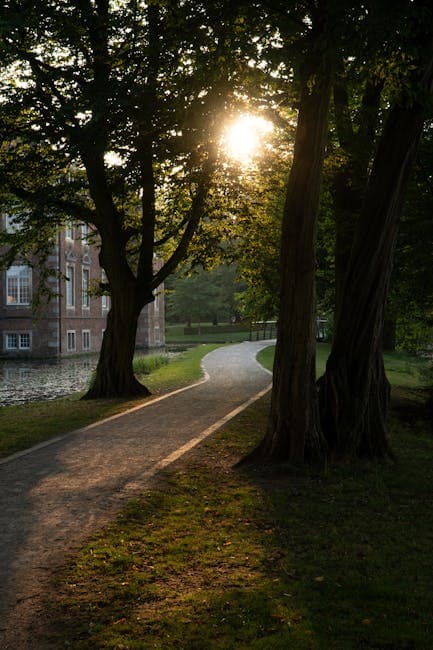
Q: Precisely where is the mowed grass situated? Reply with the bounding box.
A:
[0,344,218,459]
[166,323,253,344]
[44,388,433,649]
[4,340,433,648]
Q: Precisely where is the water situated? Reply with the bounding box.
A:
[0,356,97,406]
[0,346,188,407]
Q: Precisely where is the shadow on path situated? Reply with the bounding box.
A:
[0,341,272,648]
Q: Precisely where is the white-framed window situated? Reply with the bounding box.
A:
[65,222,74,240]
[5,214,23,233]
[19,332,31,349]
[5,333,18,349]
[101,294,109,311]
[67,330,76,352]
[82,267,90,309]
[82,329,91,351]
[5,332,31,350]
[66,265,75,307]
[154,325,160,344]
[6,265,32,305]
[81,222,89,245]
[101,270,109,311]
[154,291,160,313]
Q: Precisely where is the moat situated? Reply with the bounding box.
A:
[0,348,177,406]
[0,356,97,406]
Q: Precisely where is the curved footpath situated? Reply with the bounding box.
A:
[0,340,273,648]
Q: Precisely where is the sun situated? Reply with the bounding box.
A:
[222,113,273,165]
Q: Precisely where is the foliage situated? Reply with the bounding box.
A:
[321,2,433,353]
[166,323,252,344]
[132,353,169,376]
[165,264,246,325]
[233,169,285,322]
[388,121,433,351]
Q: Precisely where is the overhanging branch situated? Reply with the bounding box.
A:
[151,154,216,289]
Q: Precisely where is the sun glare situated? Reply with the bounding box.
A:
[223,113,273,165]
[104,151,124,167]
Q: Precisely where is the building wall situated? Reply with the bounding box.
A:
[0,219,165,358]
[136,288,165,349]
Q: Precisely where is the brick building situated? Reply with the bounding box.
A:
[0,218,165,358]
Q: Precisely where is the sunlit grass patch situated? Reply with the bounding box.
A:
[133,352,170,375]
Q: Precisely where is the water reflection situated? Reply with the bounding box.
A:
[0,356,98,406]
[0,347,186,406]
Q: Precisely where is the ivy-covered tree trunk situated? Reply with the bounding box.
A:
[247,17,332,464]
[319,57,433,458]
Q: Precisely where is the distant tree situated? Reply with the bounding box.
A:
[166,264,245,326]
[233,167,285,323]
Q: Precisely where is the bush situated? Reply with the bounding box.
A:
[133,354,170,375]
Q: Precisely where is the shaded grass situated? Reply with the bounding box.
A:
[0,344,218,459]
[256,343,330,377]
[44,390,433,649]
[257,343,431,389]
[166,323,252,344]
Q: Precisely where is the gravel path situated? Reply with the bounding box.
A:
[0,341,272,648]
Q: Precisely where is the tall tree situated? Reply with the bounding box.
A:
[1,0,247,398]
[318,32,433,458]
[247,1,333,464]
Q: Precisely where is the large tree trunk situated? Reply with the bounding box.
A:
[331,77,383,322]
[84,284,150,399]
[246,15,332,465]
[318,57,433,458]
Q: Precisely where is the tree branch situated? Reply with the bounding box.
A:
[5,181,96,223]
[151,153,216,289]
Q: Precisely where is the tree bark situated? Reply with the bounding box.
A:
[332,76,383,322]
[84,285,149,399]
[245,12,333,465]
[319,54,433,458]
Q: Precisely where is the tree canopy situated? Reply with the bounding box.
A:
[0,0,258,397]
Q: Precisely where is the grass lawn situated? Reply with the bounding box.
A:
[166,323,254,344]
[257,343,431,388]
[0,344,218,459]
[34,345,433,650]
[4,341,433,647]
[44,387,433,649]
